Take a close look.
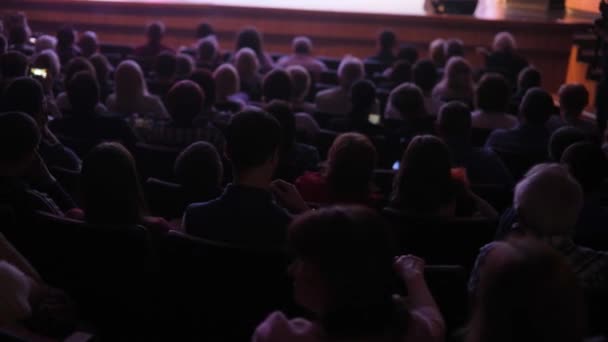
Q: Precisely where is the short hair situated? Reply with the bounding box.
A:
[146,21,165,43]
[389,83,426,119]
[437,101,471,138]
[63,56,96,87]
[378,30,397,50]
[89,53,113,82]
[444,56,473,90]
[519,88,554,125]
[476,73,511,112]
[35,34,56,52]
[174,141,223,192]
[0,51,28,78]
[429,38,446,67]
[287,206,396,338]
[445,38,464,59]
[56,25,76,47]
[78,31,98,57]
[32,49,61,79]
[412,59,438,93]
[265,100,296,148]
[286,65,311,101]
[154,51,177,78]
[225,110,282,171]
[167,80,204,126]
[389,60,412,85]
[9,25,28,45]
[197,37,217,61]
[350,79,377,111]
[67,71,100,113]
[493,31,517,52]
[326,133,377,200]
[195,22,215,39]
[549,127,588,162]
[337,56,364,89]
[213,63,240,98]
[235,27,263,55]
[176,53,195,77]
[514,163,583,236]
[2,77,44,121]
[235,47,259,77]
[396,44,419,64]
[0,111,40,164]
[558,84,589,117]
[518,66,541,91]
[263,68,292,102]
[293,36,312,55]
[561,142,608,193]
[189,69,216,108]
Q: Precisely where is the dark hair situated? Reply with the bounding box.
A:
[146,21,165,44]
[225,110,281,171]
[288,206,402,339]
[468,239,583,342]
[548,126,588,162]
[390,83,427,119]
[263,68,292,102]
[520,87,554,125]
[89,53,113,83]
[396,44,419,64]
[2,77,44,123]
[561,142,608,193]
[174,141,223,198]
[476,73,511,112]
[438,101,471,139]
[167,80,204,127]
[78,32,98,58]
[326,133,377,203]
[265,100,295,150]
[196,22,215,39]
[0,51,28,78]
[8,25,28,45]
[155,51,177,78]
[236,27,264,56]
[0,111,40,164]
[197,38,217,62]
[412,59,438,94]
[378,30,397,50]
[445,39,465,59]
[517,66,541,92]
[67,71,100,113]
[389,60,412,85]
[56,25,76,48]
[350,79,377,112]
[559,84,589,117]
[392,135,455,214]
[63,56,96,88]
[189,69,216,109]
[81,142,147,225]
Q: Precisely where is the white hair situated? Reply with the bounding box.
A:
[337,55,364,89]
[493,31,517,52]
[514,163,583,236]
[35,34,57,53]
[0,261,31,325]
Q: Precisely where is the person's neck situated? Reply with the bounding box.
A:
[233,169,271,190]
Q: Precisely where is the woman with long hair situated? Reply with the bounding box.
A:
[234,27,274,73]
[432,57,474,107]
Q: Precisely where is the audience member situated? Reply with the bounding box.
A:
[390,135,497,218]
[549,126,588,162]
[56,57,107,114]
[296,133,379,206]
[106,60,169,119]
[412,59,441,115]
[3,77,81,171]
[30,49,61,99]
[183,110,306,248]
[138,80,225,151]
[67,142,172,234]
[148,51,177,100]
[384,60,412,90]
[78,31,98,58]
[485,87,555,163]
[396,44,419,65]
[213,63,245,113]
[367,29,397,65]
[437,101,513,186]
[0,51,28,92]
[429,38,446,68]
[175,53,195,79]
[432,56,474,107]
[34,35,57,53]
[234,27,274,73]
[287,65,316,114]
[315,56,365,115]
[333,79,383,135]
[558,83,599,138]
[55,25,81,66]
[444,39,464,60]
[50,71,138,151]
[196,36,221,71]
[89,53,114,103]
[7,25,34,56]
[134,21,173,58]
[189,68,224,125]
[277,36,327,79]
[467,238,584,342]
[174,141,224,204]
[509,66,541,115]
[471,73,518,130]
[483,32,528,86]
[235,47,263,101]
[195,22,216,41]
[262,68,292,103]
[253,206,445,342]
[385,84,434,146]
[266,100,319,182]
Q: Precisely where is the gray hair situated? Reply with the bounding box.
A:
[337,55,364,89]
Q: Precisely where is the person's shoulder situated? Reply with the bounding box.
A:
[252,311,318,342]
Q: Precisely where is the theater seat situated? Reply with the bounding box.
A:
[144,177,187,219]
[133,142,181,181]
[313,129,338,160]
[493,149,545,181]
[423,265,468,340]
[50,166,81,203]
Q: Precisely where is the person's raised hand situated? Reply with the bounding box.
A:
[394,255,426,283]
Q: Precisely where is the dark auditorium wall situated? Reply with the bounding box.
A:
[3,0,592,93]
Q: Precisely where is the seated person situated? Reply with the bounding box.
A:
[509,66,541,115]
[176,53,195,80]
[147,51,177,101]
[213,63,246,114]
[330,79,384,136]
[66,142,173,234]
[485,88,555,162]
[50,71,139,153]
[253,206,445,342]
[389,135,497,219]
[315,56,365,115]
[366,29,398,65]
[277,36,327,79]
[77,30,98,58]
[235,47,263,102]
[471,73,518,130]
[287,65,316,114]
[548,126,588,162]
[437,101,513,186]
[196,36,221,71]
[0,51,29,94]
[557,83,599,138]
[89,53,115,103]
[55,25,81,66]
[262,68,292,104]
[7,25,34,56]
[432,57,474,108]
[55,57,109,115]
[137,80,225,152]
[2,77,81,171]
[174,141,224,205]
[483,32,528,87]
[233,27,274,74]
[296,133,380,206]
[266,100,319,183]
[134,21,174,58]
[412,59,441,116]
[183,110,308,249]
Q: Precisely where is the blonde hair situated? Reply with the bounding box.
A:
[213,63,240,101]
[114,60,148,113]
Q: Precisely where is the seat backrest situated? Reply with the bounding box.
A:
[144,177,187,219]
[49,166,81,204]
[493,149,544,181]
[471,127,493,147]
[314,128,338,160]
[134,142,181,181]
[423,265,468,334]
[155,231,292,340]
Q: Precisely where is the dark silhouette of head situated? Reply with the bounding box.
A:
[56,25,76,48]
[167,80,205,127]
[389,83,427,120]
[154,51,177,80]
[412,59,438,94]
[174,141,223,198]
[437,101,472,142]
[265,100,296,151]
[445,39,465,59]
[67,71,100,115]
[517,66,541,94]
[146,21,165,45]
[519,88,554,126]
[0,51,28,79]
[558,84,589,118]
[561,142,608,194]
[350,79,377,114]
[196,22,215,39]
[235,27,264,56]
[389,60,412,85]
[0,111,40,174]
[263,68,293,102]
[476,73,511,113]
[189,69,216,109]
[2,77,45,127]
[378,30,397,52]
[396,44,419,64]
[548,127,588,162]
